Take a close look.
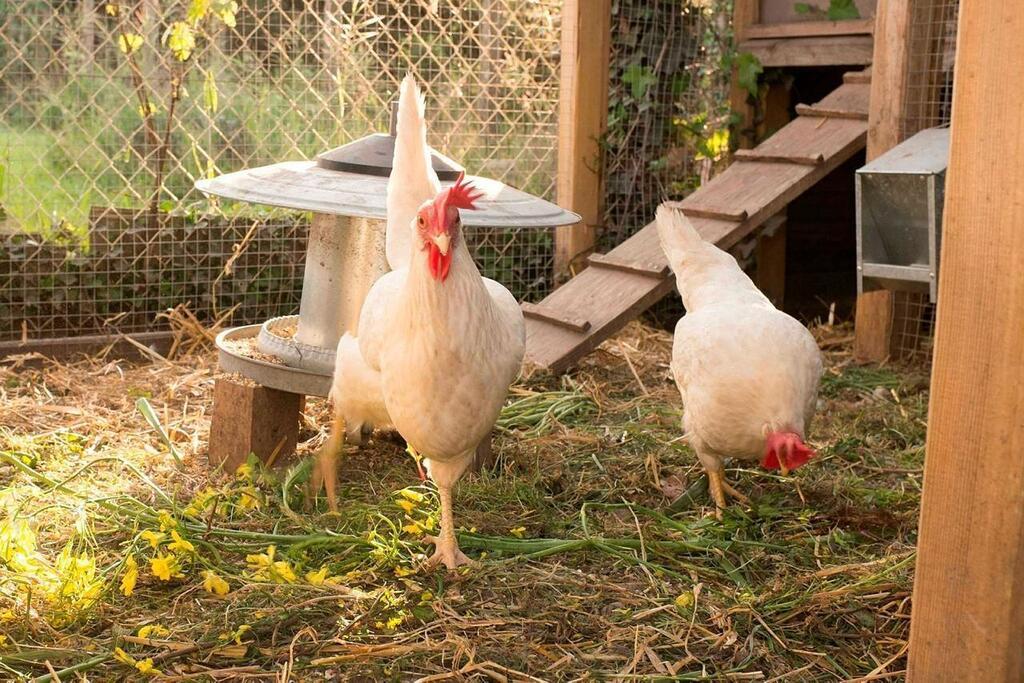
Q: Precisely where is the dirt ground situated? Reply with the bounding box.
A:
[0,320,927,681]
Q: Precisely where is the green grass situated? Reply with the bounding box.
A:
[0,323,927,680]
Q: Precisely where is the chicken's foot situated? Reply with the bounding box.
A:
[707,469,749,520]
[422,485,472,570]
[310,412,345,512]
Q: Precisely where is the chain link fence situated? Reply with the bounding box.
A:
[1,0,730,345]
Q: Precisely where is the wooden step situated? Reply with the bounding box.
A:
[795,103,869,120]
[587,252,668,278]
[680,206,748,222]
[844,67,872,84]
[521,302,590,333]
[734,149,825,166]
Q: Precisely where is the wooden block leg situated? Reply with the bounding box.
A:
[208,377,302,473]
[853,290,895,362]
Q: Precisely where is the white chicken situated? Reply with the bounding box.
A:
[346,75,525,569]
[655,204,823,517]
[312,74,440,509]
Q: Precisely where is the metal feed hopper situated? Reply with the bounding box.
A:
[857,126,950,303]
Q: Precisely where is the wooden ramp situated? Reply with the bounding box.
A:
[524,69,870,372]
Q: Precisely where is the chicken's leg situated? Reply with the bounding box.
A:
[706,469,749,520]
[310,412,345,512]
[423,484,472,570]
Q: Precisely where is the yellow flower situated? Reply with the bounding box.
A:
[235,462,253,481]
[394,565,415,577]
[510,526,526,538]
[305,567,329,586]
[117,32,143,55]
[150,555,175,581]
[396,499,416,514]
[270,560,297,584]
[140,530,165,549]
[135,658,160,675]
[113,647,136,666]
[245,545,275,569]
[398,489,425,503]
[157,510,177,531]
[0,634,7,646]
[184,487,219,517]
[674,592,694,611]
[138,624,170,639]
[202,570,230,596]
[235,487,261,512]
[384,615,404,629]
[168,530,194,554]
[402,521,423,535]
[104,3,119,16]
[120,556,138,597]
[221,624,251,645]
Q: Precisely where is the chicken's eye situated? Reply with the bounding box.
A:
[417,215,426,228]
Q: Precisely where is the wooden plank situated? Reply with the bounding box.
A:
[813,82,872,117]
[750,116,867,161]
[208,377,301,473]
[794,103,869,120]
[756,214,787,308]
[553,0,611,279]
[0,331,174,362]
[587,252,668,278]
[844,67,872,84]
[740,35,874,67]
[744,18,874,40]
[908,3,1024,678]
[680,206,748,222]
[729,0,760,150]
[854,0,914,362]
[521,302,591,333]
[524,267,675,371]
[734,149,824,165]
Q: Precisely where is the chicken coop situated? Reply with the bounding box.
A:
[2,0,1024,680]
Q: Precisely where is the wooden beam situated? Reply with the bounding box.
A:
[907,4,1024,678]
[854,0,914,362]
[739,35,874,67]
[744,18,874,40]
[734,149,824,165]
[521,302,591,333]
[755,214,787,308]
[553,0,611,281]
[729,0,759,150]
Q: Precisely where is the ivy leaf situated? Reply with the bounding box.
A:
[203,69,219,113]
[163,22,196,62]
[622,64,657,101]
[735,52,763,99]
[793,3,813,13]
[827,0,861,20]
[117,33,143,56]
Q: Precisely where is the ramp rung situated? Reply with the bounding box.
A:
[587,252,668,278]
[680,206,748,222]
[795,103,869,120]
[734,149,825,166]
[521,302,591,333]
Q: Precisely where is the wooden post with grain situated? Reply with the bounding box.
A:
[853,0,914,362]
[907,3,1024,679]
[553,0,611,282]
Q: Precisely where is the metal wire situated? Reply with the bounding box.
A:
[890,0,958,360]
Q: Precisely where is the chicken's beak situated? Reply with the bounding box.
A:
[431,233,451,256]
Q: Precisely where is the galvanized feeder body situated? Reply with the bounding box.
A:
[856,126,950,303]
[196,115,579,397]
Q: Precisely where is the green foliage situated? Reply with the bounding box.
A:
[735,52,763,99]
[621,64,658,101]
[794,0,862,20]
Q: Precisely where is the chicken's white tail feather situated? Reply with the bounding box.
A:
[386,75,441,270]
[655,204,703,275]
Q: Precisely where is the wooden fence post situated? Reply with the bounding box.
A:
[553,0,611,282]
[854,0,914,362]
[907,3,1024,679]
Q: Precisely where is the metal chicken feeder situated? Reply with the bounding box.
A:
[856,126,950,303]
[196,106,580,398]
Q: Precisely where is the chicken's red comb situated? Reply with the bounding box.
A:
[445,171,484,211]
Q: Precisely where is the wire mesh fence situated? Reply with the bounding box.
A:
[888,0,958,360]
[1,0,732,346]
[0,0,564,342]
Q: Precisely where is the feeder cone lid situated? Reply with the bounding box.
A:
[195,106,580,228]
